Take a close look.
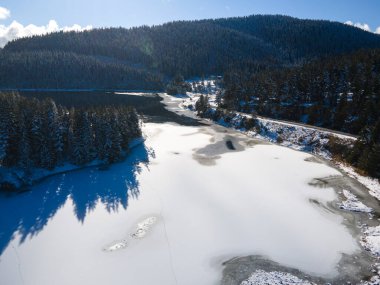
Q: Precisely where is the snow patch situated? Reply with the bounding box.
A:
[361,226,380,257]
[103,216,158,252]
[337,163,380,202]
[103,239,128,252]
[359,275,380,285]
[241,270,315,285]
[131,216,157,239]
[114,92,156,97]
[338,189,373,213]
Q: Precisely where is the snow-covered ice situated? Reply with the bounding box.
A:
[0,122,364,285]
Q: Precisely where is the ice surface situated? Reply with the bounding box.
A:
[0,122,363,285]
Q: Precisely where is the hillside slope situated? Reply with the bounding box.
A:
[1,15,380,89]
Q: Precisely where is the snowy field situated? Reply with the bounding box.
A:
[0,120,377,284]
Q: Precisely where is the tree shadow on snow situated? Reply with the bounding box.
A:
[0,142,152,256]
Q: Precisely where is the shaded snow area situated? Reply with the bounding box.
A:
[0,160,104,189]
[338,189,373,213]
[241,270,315,285]
[1,123,370,285]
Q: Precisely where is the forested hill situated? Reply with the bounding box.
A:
[2,15,380,89]
[218,48,380,178]
[222,48,380,135]
[0,51,164,90]
[211,15,380,61]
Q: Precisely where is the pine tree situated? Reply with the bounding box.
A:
[18,110,32,171]
[46,99,64,165]
[71,111,93,165]
[0,102,10,164]
[30,114,44,167]
[108,112,123,162]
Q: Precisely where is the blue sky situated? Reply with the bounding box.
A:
[1,0,380,47]
[1,0,380,28]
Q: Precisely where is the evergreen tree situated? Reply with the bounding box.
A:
[0,92,142,173]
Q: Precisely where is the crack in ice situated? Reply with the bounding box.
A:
[11,245,24,285]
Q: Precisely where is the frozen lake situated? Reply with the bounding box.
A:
[0,101,377,284]
[0,92,376,285]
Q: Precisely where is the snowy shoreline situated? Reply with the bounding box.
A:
[171,81,380,202]
[0,137,145,192]
[160,83,380,285]
[219,112,380,201]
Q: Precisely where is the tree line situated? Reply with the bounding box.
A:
[0,92,141,171]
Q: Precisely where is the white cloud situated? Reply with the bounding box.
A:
[0,20,92,47]
[62,23,93,32]
[345,21,372,32]
[0,6,10,20]
[376,27,380,35]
